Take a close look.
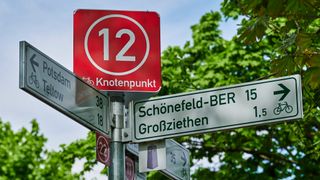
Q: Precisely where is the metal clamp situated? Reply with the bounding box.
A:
[121,128,131,142]
[110,95,132,142]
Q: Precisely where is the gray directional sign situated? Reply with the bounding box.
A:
[126,139,190,180]
[163,139,190,180]
[132,75,303,142]
[19,41,110,135]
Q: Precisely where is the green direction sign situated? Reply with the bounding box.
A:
[132,75,303,142]
[19,41,110,136]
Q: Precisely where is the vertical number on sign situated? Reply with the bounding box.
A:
[253,106,258,117]
[245,88,257,101]
[99,29,109,61]
[96,96,103,109]
[97,114,103,126]
[95,96,104,126]
[99,28,136,61]
[116,29,136,61]
[262,108,267,116]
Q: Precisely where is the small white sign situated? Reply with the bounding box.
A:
[138,140,166,172]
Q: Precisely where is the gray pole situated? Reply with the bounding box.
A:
[109,94,125,180]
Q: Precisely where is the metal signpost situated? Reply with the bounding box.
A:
[19,41,110,136]
[132,75,303,142]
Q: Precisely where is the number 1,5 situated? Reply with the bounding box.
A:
[253,106,267,118]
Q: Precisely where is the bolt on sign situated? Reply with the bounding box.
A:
[74,9,161,92]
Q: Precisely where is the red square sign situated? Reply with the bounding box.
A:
[74,9,161,92]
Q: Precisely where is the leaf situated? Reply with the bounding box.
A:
[267,0,285,17]
[239,16,268,44]
[286,0,305,12]
[271,56,296,75]
[305,67,320,89]
[309,54,320,67]
[296,33,312,50]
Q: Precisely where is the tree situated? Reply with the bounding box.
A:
[216,0,320,178]
[40,131,97,179]
[158,10,277,179]
[221,0,320,88]
[0,118,98,179]
[0,119,47,179]
[154,0,320,179]
[160,11,271,96]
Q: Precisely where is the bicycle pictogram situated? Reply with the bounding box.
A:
[82,77,94,86]
[273,101,293,115]
[28,72,39,88]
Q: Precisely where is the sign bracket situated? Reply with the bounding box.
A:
[122,128,132,142]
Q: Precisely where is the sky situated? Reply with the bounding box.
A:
[0,0,239,178]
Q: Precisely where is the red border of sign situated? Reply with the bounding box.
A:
[74,9,161,92]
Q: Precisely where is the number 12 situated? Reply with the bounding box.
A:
[99,28,136,62]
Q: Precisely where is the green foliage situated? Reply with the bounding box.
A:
[0,118,99,179]
[221,0,320,88]
[160,11,271,97]
[158,1,320,179]
[0,119,47,179]
[40,132,97,179]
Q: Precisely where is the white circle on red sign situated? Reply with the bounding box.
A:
[84,14,150,76]
[97,135,110,164]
